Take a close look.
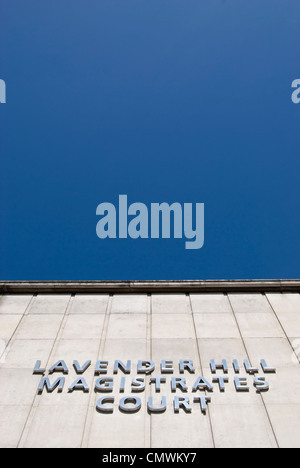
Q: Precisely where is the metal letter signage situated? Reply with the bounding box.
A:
[0,79,6,104]
[33,358,276,414]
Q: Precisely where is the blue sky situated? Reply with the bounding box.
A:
[0,0,300,280]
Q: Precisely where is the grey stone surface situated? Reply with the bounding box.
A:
[0,289,300,448]
[0,295,32,315]
[210,405,278,448]
[14,314,63,340]
[111,294,148,314]
[152,314,195,339]
[2,339,54,369]
[102,339,148,363]
[22,405,87,448]
[197,338,247,366]
[235,312,285,338]
[49,338,100,364]
[152,294,191,314]
[194,313,240,339]
[190,293,232,314]
[106,313,147,340]
[228,293,273,314]
[87,398,149,448]
[244,337,297,368]
[70,294,109,314]
[266,405,300,448]
[0,405,31,448]
[266,293,300,314]
[0,314,22,340]
[0,368,38,406]
[277,312,300,338]
[28,294,70,314]
[260,367,300,405]
[151,404,214,448]
[152,338,201,371]
[60,314,105,340]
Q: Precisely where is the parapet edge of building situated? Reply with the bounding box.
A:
[0,279,300,294]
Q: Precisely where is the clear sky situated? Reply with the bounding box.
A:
[0,0,300,281]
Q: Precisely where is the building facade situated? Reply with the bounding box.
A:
[0,280,300,448]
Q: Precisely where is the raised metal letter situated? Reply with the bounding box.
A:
[119,396,141,413]
[96,397,114,413]
[173,396,192,413]
[37,377,65,394]
[94,377,114,392]
[234,376,249,392]
[194,396,211,414]
[147,396,167,413]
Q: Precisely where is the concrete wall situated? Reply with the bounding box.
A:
[0,291,300,448]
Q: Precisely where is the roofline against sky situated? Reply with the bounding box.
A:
[0,280,300,294]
